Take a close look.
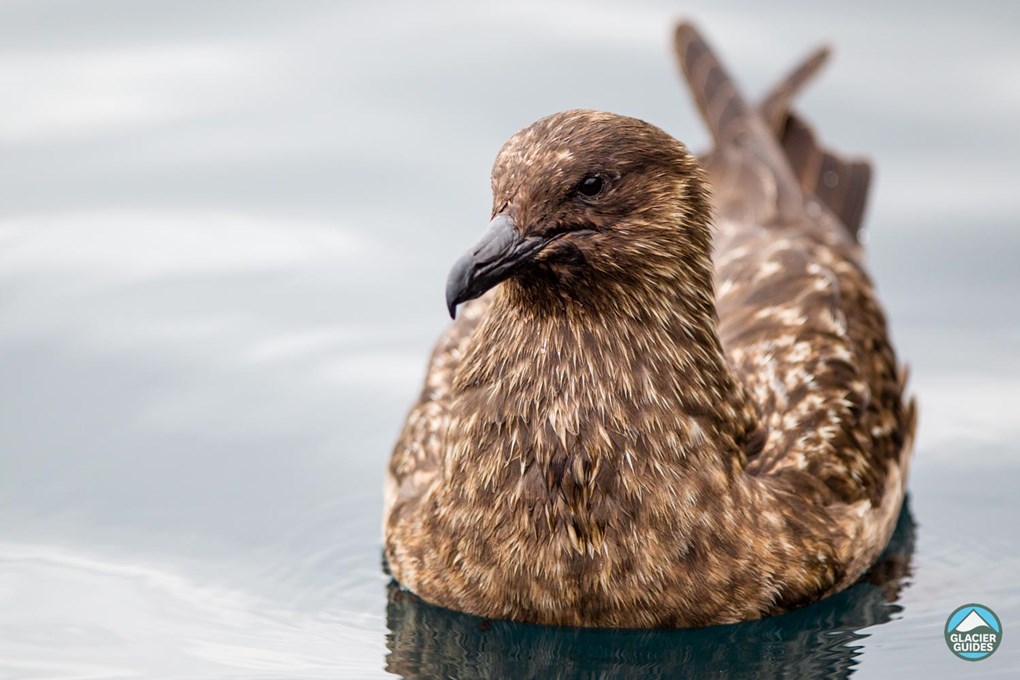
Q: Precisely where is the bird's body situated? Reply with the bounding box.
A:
[383,24,915,628]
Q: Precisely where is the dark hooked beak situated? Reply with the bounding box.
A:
[445,215,547,319]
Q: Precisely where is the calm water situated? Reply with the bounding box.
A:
[1,1,1019,678]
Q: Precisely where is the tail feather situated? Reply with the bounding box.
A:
[775,111,872,239]
[759,47,873,237]
[762,45,873,236]
[759,46,831,133]
[675,23,873,240]
[674,22,753,144]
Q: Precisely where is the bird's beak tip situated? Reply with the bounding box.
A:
[445,252,472,320]
[444,214,528,323]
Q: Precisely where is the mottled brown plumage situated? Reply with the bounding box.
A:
[383,23,915,628]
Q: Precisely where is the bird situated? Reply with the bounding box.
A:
[383,22,916,629]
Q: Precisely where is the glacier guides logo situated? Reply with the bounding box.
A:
[945,604,1002,661]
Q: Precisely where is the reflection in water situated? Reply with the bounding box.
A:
[384,500,915,679]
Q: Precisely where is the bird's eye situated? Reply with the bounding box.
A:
[576,175,605,198]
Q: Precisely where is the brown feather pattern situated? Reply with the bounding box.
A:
[383,23,915,628]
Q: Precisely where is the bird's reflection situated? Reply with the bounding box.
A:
[384,498,915,679]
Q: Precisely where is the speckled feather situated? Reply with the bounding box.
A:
[383,23,915,628]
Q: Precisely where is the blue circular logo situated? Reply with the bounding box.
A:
[945,604,1002,661]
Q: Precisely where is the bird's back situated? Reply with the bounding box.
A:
[674,24,916,514]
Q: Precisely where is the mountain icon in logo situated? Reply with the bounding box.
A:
[945,604,1002,661]
[954,609,996,633]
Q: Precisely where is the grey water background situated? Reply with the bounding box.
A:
[1,1,1018,677]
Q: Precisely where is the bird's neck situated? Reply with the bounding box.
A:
[451,264,760,477]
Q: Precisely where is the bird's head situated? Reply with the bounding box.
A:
[446,110,713,318]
